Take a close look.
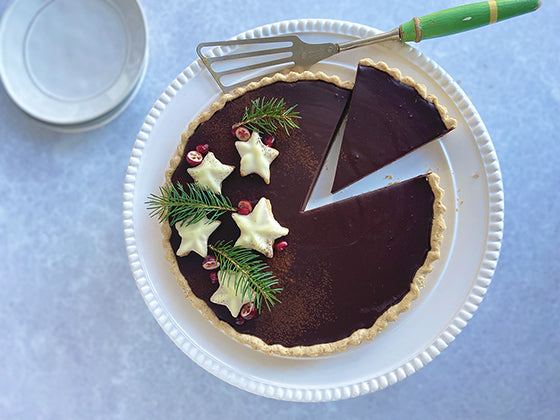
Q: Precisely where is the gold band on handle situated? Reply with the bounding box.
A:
[413,17,422,42]
[488,0,498,24]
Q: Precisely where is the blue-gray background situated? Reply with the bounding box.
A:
[1,0,558,418]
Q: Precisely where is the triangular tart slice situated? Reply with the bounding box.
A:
[331,59,457,193]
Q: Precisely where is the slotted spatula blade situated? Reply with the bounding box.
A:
[197,36,339,91]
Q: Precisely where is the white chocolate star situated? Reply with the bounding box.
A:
[187,152,234,194]
[231,197,289,258]
[210,270,252,317]
[175,217,221,258]
[235,132,279,184]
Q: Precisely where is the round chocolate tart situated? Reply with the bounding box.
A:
[159,62,451,357]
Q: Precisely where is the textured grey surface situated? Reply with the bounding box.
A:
[1,0,559,418]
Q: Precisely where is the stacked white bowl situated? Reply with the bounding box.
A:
[0,0,148,132]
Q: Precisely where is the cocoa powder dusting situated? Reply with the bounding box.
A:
[256,259,336,346]
[281,139,319,181]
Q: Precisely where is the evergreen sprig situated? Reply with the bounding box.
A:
[209,241,282,313]
[234,97,300,136]
[145,182,236,227]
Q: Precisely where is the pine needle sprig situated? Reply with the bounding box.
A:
[145,183,237,227]
[234,97,300,136]
[209,241,282,313]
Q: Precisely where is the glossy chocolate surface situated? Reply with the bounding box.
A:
[170,79,436,348]
[331,64,452,192]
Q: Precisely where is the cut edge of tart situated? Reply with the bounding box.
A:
[158,65,447,357]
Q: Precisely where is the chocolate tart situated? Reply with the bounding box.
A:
[332,59,456,193]
[161,64,448,357]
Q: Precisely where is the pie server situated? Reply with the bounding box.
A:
[197,0,541,92]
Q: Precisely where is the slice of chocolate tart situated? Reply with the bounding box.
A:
[331,59,456,193]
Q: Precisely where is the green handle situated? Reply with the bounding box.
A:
[400,0,541,42]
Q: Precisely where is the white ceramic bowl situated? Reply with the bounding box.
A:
[0,0,148,130]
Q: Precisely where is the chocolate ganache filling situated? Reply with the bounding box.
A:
[169,78,440,348]
[331,63,453,193]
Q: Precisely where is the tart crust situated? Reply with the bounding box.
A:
[358,59,457,131]
[161,63,447,357]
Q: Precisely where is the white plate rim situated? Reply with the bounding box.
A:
[123,18,504,402]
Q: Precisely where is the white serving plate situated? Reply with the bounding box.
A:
[0,0,147,127]
[123,19,504,402]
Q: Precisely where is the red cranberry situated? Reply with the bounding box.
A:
[202,255,220,270]
[209,271,218,284]
[274,240,288,252]
[196,143,209,154]
[240,302,257,320]
[237,207,251,216]
[237,200,253,215]
[235,316,246,325]
[264,135,275,147]
[186,150,203,166]
[233,126,251,141]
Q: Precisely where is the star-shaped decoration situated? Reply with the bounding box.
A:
[210,270,252,317]
[187,152,234,194]
[231,197,289,258]
[235,132,279,184]
[175,217,221,258]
